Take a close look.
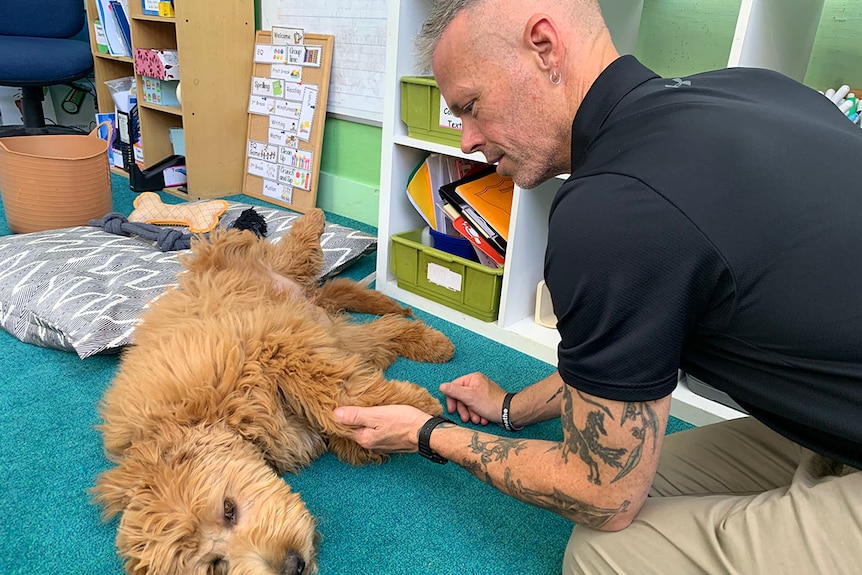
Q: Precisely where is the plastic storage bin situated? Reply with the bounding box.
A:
[390,228,504,322]
[400,76,463,147]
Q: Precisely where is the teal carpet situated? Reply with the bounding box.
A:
[0,174,693,575]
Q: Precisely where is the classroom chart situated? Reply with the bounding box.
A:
[243,29,334,213]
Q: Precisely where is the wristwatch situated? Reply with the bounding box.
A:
[417,415,453,464]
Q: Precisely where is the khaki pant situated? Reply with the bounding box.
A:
[563,417,862,575]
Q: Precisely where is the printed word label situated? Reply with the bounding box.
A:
[439,96,462,130]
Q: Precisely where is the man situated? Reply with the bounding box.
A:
[334,0,862,572]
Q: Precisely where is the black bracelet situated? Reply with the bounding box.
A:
[417,415,453,464]
[501,392,524,432]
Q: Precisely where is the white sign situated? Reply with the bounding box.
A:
[262,179,293,204]
[439,95,462,130]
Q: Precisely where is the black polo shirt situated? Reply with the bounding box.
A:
[546,55,862,468]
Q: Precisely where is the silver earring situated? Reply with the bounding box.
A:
[550,69,561,85]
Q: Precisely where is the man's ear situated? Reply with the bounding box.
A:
[523,13,563,73]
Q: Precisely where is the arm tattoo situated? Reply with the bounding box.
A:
[560,388,626,485]
[458,434,527,492]
[457,433,630,529]
[561,386,659,485]
[502,469,630,529]
[610,401,660,483]
[621,401,659,452]
[467,433,529,466]
[576,389,613,418]
[546,386,564,405]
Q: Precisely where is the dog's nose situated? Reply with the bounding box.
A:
[282,550,305,575]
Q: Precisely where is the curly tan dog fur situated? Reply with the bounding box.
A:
[92,208,453,575]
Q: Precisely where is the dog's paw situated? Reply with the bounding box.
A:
[409,325,455,363]
[413,392,444,417]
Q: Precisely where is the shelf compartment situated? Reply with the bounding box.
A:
[91,57,135,115]
[129,19,178,52]
[136,106,182,170]
[93,52,134,65]
[400,76,462,147]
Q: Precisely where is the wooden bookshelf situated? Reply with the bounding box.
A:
[85,0,256,199]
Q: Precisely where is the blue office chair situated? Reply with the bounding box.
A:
[0,0,94,135]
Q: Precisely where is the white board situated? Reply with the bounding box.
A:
[260,0,387,125]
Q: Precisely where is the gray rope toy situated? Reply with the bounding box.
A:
[89,208,268,252]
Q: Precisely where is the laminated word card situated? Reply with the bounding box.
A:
[243,29,333,212]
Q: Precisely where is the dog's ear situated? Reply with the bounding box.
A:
[90,441,161,520]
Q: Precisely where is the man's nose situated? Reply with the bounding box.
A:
[459,118,483,156]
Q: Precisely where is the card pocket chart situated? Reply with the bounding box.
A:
[243,30,333,213]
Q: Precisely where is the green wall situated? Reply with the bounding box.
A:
[635,0,742,76]
[318,0,862,227]
[635,0,862,88]
[806,1,862,90]
[315,118,381,226]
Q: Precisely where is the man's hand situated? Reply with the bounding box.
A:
[333,405,433,453]
[439,372,507,426]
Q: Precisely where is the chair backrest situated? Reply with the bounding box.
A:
[0,0,86,39]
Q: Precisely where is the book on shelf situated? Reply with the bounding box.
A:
[110,0,133,56]
[406,153,486,231]
[440,164,515,241]
[95,0,131,57]
[438,166,512,259]
[404,155,513,267]
[442,195,505,256]
[441,203,504,267]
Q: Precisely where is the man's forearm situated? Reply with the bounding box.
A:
[429,424,630,529]
[507,371,566,428]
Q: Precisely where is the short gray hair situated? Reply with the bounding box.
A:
[414,0,485,73]
[414,0,606,73]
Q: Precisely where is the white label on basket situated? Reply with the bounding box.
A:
[439,95,462,130]
[427,262,462,292]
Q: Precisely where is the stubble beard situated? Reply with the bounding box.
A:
[500,154,560,190]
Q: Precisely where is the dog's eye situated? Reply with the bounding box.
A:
[223,498,237,525]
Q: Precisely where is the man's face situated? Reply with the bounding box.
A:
[432,13,565,189]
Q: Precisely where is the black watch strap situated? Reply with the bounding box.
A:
[417,415,453,464]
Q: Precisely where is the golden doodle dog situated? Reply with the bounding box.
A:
[92,208,453,575]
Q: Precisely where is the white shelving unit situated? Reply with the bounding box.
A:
[728,0,826,83]
[377,0,829,426]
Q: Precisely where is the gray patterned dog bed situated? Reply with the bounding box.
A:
[0,202,376,358]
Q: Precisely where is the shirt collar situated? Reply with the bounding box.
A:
[570,55,659,172]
